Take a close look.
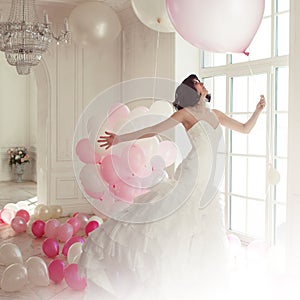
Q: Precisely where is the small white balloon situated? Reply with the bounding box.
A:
[268,166,280,185]
[89,215,104,226]
[69,2,121,47]
[4,202,19,213]
[131,0,175,33]
[149,100,174,117]
[1,263,28,292]
[25,256,50,287]
[67,242,83,264]
[0,243,23,266]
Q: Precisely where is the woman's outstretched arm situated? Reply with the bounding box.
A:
[212,95,266,134]
[98,109,185,150]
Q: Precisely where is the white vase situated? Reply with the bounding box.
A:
[15,163,25,183]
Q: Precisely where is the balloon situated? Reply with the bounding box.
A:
[67,242,83,264]
[67,217,81,235]
[11,216,27,233]
[76,213,90,229]
[76,138,102,164]
[85,220,100,236]
[131,0,174,32]
[15,209,30,222]
[88,215,104,226]
[50,205,63,219]
[166,0,265,53]
[57,223,74,243]
[136,136,160,162]
[100,154,122,184]
[44,219,60,238]
[34,204,46,218]
[69,2,121,47]
[0,208,16,224]
[0,263,27,292]
[107,103,130,128]
[64,263,87,291]
[25,256,49,286]
[31,219,46,238]
[4,202,19,213]
[42,238,59,258]
[121,143,146,175]
[62,236,85,257]
[48,259,65,284]
[268,166,281,185]
[38,205,52,221]
[157,140,177,167]
[149,100,174,116]
[0,243,23,266]
[110,177,141,203]
[79,164,105,199]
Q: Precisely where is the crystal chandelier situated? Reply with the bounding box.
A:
[0,0,71,75]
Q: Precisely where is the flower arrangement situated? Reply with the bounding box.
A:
[7,147,30,166]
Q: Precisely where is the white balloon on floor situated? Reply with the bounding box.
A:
[131,0,174,33]
[69,2,121,47]
[0,263,28,292]
[0,243,23,266]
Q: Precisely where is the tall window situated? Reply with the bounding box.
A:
[200,0,289,245]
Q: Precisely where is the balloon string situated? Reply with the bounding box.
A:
[153,31,160,103]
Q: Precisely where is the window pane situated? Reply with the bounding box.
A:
[264,0,272,16]
[275,113,288,157]
[274,205,286,246]
[249,74,268,108]
[231,156,247,196]
[247,199,265,239]
[248,157,266,199]
[213,76,226,112]
[248,114,266,155]
[274,159,287,203]
[277,13,289,56]
[230,196,246,232]
[202,52,227,68]
[231,77,248,112]
[277,0,290,12]
[276,67,289,111]
[231,126,248,154]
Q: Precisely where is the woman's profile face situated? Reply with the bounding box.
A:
[193,79,207,95]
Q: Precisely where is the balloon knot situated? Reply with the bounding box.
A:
[243,50,250,56]
[157,17,161,24]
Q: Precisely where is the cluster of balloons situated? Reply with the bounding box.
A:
[131,0,265,54]
[76,101,178,203]
[0,202,31,226]
[33,204,63,221]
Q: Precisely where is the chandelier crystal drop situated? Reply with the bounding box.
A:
[0,0,71,75]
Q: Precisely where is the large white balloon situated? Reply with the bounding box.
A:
[25,256,50,287]
[131,0,174,33]
[166,0,265,53]
[1,263,28,292]
[69,2,121,47]
[0,243,23,266]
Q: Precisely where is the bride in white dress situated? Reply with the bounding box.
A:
[78,74,265,300]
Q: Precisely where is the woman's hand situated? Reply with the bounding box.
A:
[256,95,266,112]
[97,131,118,150]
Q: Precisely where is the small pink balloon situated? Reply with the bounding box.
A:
[56,223,74,243]
[42,238,59,258]
[44,219,60,238]
[15,209,30,222]
[67,217,81,235]
[100,154,122,185]
[107,103,130,128]
[11,216,27,233]
[121,143,146,174]
[85,220,99,236]
[62,236,85,257]
[76,213,90,229]
[64,263,87,291]
[48,259,65,283]
[110,179,138,203]
[157,140,177,167]
[0,208,16,224]
[76,138,102,164]
[31,220,46,238]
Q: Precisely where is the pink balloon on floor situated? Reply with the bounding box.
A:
[44,219,60,238]
[31,220,45,238]
[76,213,90,229]
[48,259,65,284]
[76,138,102,164]
[166,0,264,53]
[42,238,59,258]
[15,209,30,222]
[64,263,87,291]
[11,216,27,233]
[56,223,74,243]
[67,217,81,234]
[85,220,99,236]
[62,236,85,257]
[0,208,16,224]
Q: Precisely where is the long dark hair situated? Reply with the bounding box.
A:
[173,74,211,110]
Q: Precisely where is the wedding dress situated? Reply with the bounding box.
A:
[78,120,230,300]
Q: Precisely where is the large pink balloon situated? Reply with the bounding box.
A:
[64,264,87,291]
[76,138,102,164]
[11,216,27,233]
[48,259,65,283]
[100,154,122,185]
[107,103,130,128]
[166,0,264,53]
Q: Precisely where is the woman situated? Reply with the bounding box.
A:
[79,74,266,300]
